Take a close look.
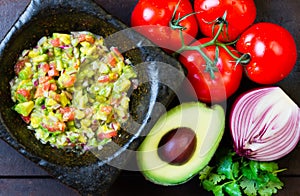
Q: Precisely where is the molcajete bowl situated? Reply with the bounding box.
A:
[0,0,184,194]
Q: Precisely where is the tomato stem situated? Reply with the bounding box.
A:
[176,12,228,79]
[176,27,217,79]
[216,43,250,65]
[178,41,218,79]
[175,10,251,79]
[169,0,199,31]
[212,11,228,43]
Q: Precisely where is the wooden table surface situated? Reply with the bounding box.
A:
[0,0,299,195]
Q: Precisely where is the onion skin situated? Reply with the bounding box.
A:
[230,87,300,161]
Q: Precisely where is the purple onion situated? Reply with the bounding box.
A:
[33,80,39,87]
[230,87,300,161]
[59,45,71,49]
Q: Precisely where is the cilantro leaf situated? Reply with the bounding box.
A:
[259,162,279,172]
[232,161,240,179]
[257,173,284,196]
[202,179,220,192]
[241,166,257,181]
[217,154,234,180]
[209,173,226,185]
[249,160,259,178]
[240,177,257,196]
[198,149,285,196]
[212,186,225,196]
[199,166,213,182]
[224,182,242,196]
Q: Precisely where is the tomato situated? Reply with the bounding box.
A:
[51,38,61,47]
[49,83,57,91]
[48,62,59,77]
[98,131,117,140]
[48,68,59,77]
[40,63,50,73]
[21,115,31,124]
[131,0,198,52]
[194,0,256,42]
[179,38,243,103]
[78,34,95,44]
[59,107,75,121]
[43,121,66,132]
[38,76,52,84]
[16,89,31,101]
[98,75,110,83]
[236,22,297,84]
[100,105,113,115]
[34,87,44,98]
[111,47,124,61]
[62,75,76,87]
[14,60,27,75]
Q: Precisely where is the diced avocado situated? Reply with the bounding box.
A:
[75,109,85,120]
[122,65,137,79]
[16,93,28,103]
[78,134,87,144]
[35,97,45,105]
[67,121,75,127]
[113,77,131,92]
[30,114,42,128]
[98,84,112,98]
[18,65,32,80]
[32,54,48,63]
[86,45,97,56]
[55,59,64,71]
[54,47,62,56]
[54,33,71,45]
[55,112,63,122]
[60,92,70,107]
[80,41,91,48]
[94,110,109,121]
[45,98,58,108]
[80,119,92,128]
[99,62,110,74]
[28,49,39,58]
[14,101,34,116]
[137,102,225,186]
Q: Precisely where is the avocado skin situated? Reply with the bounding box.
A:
[137,102,225,186]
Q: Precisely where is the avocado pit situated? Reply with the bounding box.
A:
[158,127,196,165]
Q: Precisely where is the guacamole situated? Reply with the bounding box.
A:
[10,31,137,153]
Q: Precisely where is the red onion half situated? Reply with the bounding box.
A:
[230,87,300,161]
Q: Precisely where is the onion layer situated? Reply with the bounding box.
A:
[230,87,300,161]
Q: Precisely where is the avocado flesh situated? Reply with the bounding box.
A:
[137,102,225,185]
[14,101,34,116]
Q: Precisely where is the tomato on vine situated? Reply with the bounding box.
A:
[130,0,198,52]
[179,38,243,103]
[194,0,256,42]
[236,22,297,84]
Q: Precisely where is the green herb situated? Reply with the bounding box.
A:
[199,150,286,196]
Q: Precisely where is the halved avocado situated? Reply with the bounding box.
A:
[137,102,225,185]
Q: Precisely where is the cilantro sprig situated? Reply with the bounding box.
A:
[199,150,286,196]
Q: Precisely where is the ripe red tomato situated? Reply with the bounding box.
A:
[131,0,198,52]
[16,89,31,101]
[236,22,297,84]
[179,38,243,103]
[194,0,256,42]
